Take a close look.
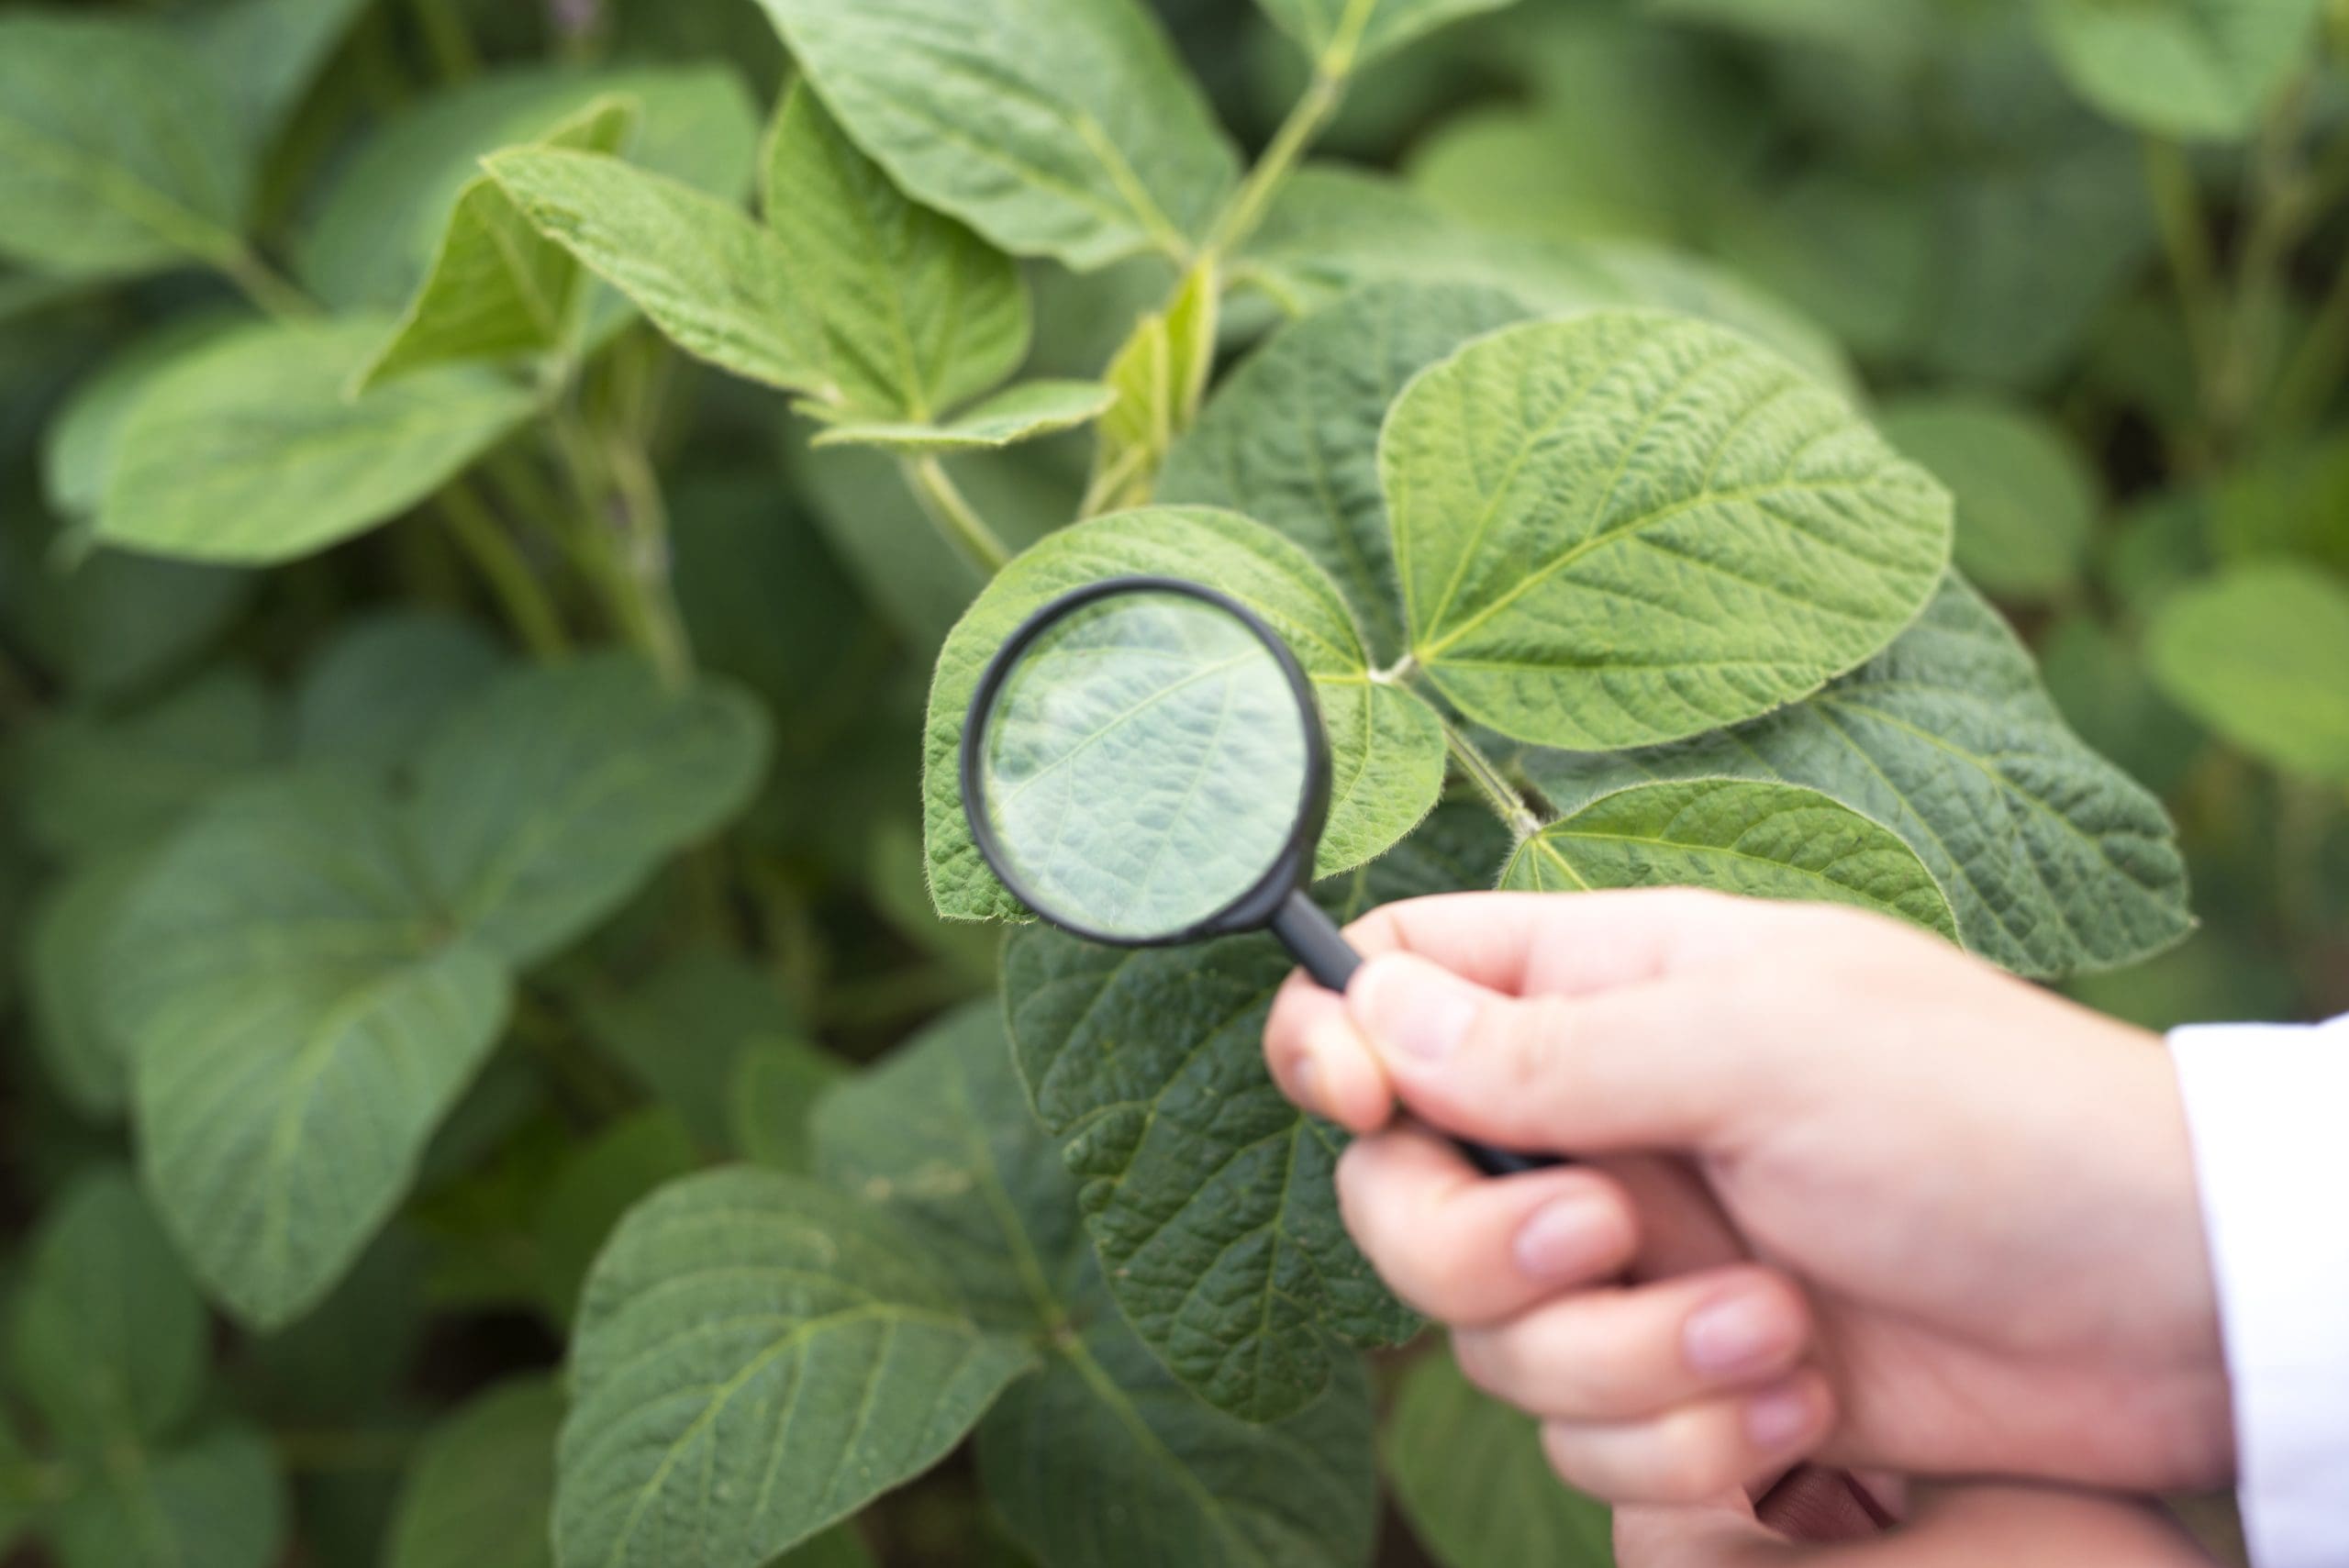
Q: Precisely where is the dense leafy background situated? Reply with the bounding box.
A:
[0,0,2342,1565]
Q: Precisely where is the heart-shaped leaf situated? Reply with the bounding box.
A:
[751,0,1239,269]
[818,1005,1383,1568]
[0,13,250,277]
[2035,0,2327,140]
[922,507,1446,923]
[96,320,539,565]
[1381,310,1952,751]
[762,83,1030,422]
[357,95,641,391]
[1501,779,1959,941]
[1521,577,2193,977]
[554,1169,1037,1568]
[11,1169,206,1453]
[1878,394,2097,601]
[1003,805,1509,1422]
[2147,561,2349,782]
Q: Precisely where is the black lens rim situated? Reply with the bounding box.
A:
[960,575,1333,949]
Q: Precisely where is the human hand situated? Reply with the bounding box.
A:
[1619,1483,2215,1567]
[1261,891,2231,1507]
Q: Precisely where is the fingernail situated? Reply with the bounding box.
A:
[1685,1288,1801,1378]
[1359,960,1476,1062]
[1745,1379,1824,1451]
[1513,1194,1621,1284]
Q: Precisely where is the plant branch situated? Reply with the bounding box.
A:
[550,406,692,684]
[215,248,317,322]
[409,0,481,80]
[437,479,570,659]
[1202,68,1346,262]
[1437,712,1542,841]
[904,456,1012,573]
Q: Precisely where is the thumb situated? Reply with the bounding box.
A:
[1344,952,1765,1158]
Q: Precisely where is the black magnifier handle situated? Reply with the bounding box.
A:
[1270,894,1561,1179]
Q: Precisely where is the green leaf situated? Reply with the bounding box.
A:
[20,669,277,860]
[1877,395,2097,601]
[2146,562,2349,782]
[1520,578,2193,978]
[922,507,1446,923]
[298,65,763,312]
[816,1004,1086,1329]
[11,1168,206,1452]
[10,545,252,703]
[731,1042,852,1175]
[110,778,513,1329]
[387,1377,562,1568]
[49,1424,284,1568]
[486,149,823,395]
[293,611,507,771]
[1002,805,1508,1422]
[2034,0,2326,139]
[1085,262,1219,513]
[181,0,373,142]
[358,95,641,391]
[95,319,539,565]
[1161,280,1530,663]
[581,947,810,1155]
[43,315,243,518]
[27,851,150,1118]
[763,83,1030,422]
[535,1113,701,1324]
[979,1318,1378,1568]
[811,381,1115,454]
[2040,615,2203,799]
[416,656,771,966]
[1386,1348,1613,1568]
[554,1169,1037,1568]
[0,13,250,276]
[751,0,1240,269]
[1500,780,1959,940]
[1383,311,1953,751]
[817,1004,1383,1568]
[1256,0,1521,71]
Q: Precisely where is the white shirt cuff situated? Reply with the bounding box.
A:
[2170,1015,2349,1568]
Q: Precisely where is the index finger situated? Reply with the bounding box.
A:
[1340,888,1801,1000]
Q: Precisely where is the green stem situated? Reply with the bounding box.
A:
[409,0,480,80]
[1201,68,1346,262]
[2271,246,2349,428]
[2142,138,2225,425]
[215,248,317,322]
[550,407,691,684]
[1436,711,1542,840]
[904,456,1012,573]
[437,480,570,659]
[2212,76,2315,438]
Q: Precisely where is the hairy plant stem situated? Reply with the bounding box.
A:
[905,456,1012,573]
[551,406,692,684]
[1201,69,1345,261]
[1437,713,1543,841]
[436,479,570,659]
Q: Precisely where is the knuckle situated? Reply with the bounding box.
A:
[1496,994,1574,1095]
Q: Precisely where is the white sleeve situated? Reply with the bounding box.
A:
[2169,1015,2349,1568]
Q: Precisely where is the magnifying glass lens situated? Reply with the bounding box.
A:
[975,590,1311,941]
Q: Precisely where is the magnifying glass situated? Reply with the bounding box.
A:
[962,575,1557,1179]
